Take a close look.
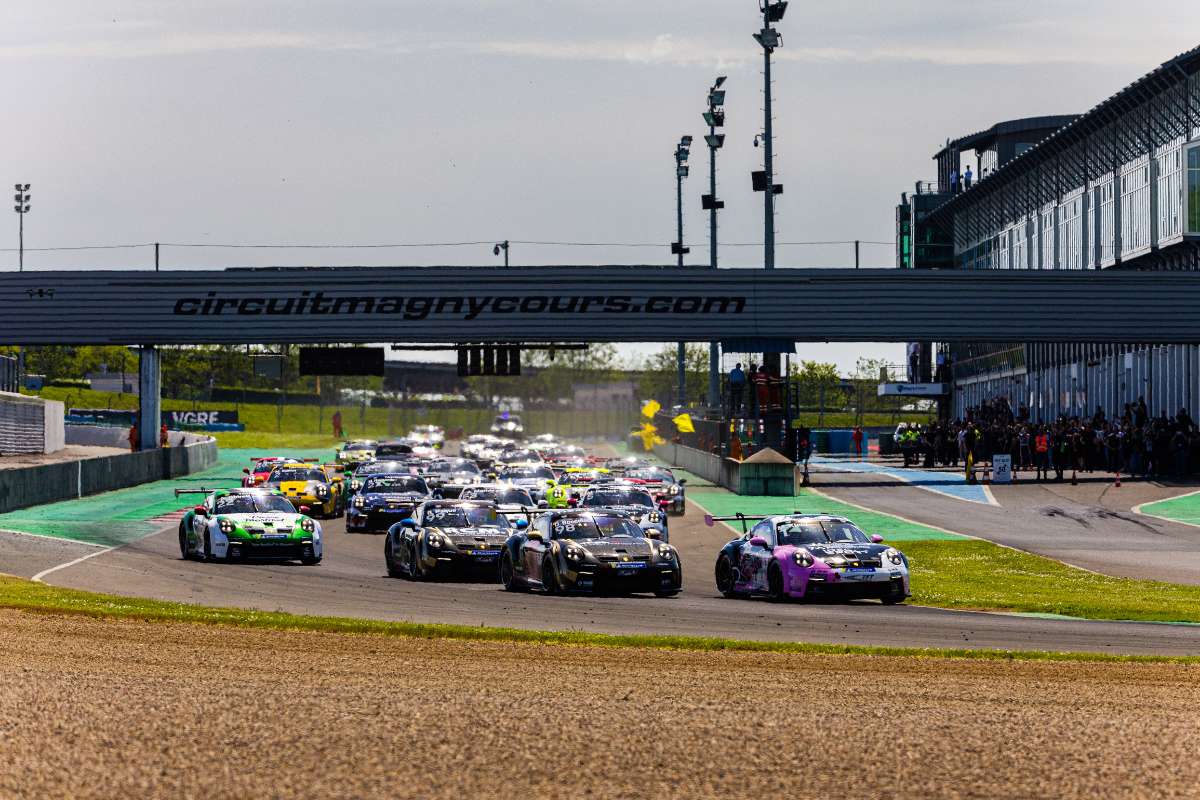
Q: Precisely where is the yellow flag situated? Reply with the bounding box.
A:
[641,400,661,418]
[639,422,666,449]
[672,413,695,433]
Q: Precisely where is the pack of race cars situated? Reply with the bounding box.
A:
[177,429,911,604]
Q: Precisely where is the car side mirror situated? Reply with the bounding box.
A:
[527,530,543,541]
[299,506,311,514]
[193,506,207,516]
[678,479,687,485]
[515,519,529,530]
[870,534,883,543]
[242,468,250,474]
[647,531,662,540]
[538,500,548,508]
[567,497,579,507]
[748,536,771,548]
[400,518,418,529]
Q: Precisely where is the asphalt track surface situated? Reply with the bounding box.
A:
[5,487,1196,657]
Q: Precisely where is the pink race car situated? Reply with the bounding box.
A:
[709,513,910,603]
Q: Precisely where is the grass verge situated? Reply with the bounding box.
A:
[210,432,345,451]
[0,575,1194,664]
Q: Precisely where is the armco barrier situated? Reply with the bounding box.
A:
[0,435,217,515]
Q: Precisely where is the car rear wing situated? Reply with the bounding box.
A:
[703,513,769,534]
[174,487,239,499]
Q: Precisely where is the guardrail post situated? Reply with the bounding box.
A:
[138,346,161,452]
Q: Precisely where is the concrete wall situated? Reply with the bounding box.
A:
[65,425,200,449]
[0,392,65,455]
[0,435,217,514]
[43,399,64,454]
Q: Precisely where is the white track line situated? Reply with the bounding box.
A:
[32,546,117,583]
[810,459,1000,506]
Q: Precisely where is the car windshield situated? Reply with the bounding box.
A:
[501,450,540,462]
[627,469,675,483]
[493,415,521,424]
[426,459,481,475]
[582,488,655,508]
[253,460,283,472]
[268,468,325,483]
[776,520,870,545]
[356,461,407,476]
[567,471,607,483]
[422,505,506,528]
[343,442,374,452]
[459,487,534,506]
[214,494,295,515]
[363,476,426,494]
[550,515,644,541]
[500,466,556,481]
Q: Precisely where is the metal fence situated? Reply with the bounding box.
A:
[0,355,16,394]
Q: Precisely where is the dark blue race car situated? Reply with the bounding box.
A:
[347,474,430,533]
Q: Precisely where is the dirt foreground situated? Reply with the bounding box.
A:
[3,610,1200,799]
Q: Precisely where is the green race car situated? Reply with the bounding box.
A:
[335,439,378,468]
[175,487,323,564]
[546,469,614,508]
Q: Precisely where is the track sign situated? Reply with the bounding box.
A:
[992,454,1012,484]
[298,347,384,376]
[253,355,282,379]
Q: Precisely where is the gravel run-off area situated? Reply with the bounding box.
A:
[3,610,1200,798]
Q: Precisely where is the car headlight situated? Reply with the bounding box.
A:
[300,517,316,533]
[353,495,365,509]
[316,485,331,498]
[565,547,583,561]
[658,545,675,560]
[885,548,903,565]
[427,533,443,548]
[668,485,681,495]
[350,479,362,491]
[824,554,849,568]
[793,549,814,568]
[647,512,662,523]
[218,517,235,535]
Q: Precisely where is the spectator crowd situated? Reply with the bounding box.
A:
[895,396,1200,481]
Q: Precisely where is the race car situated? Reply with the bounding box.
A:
[579,484,668,541]
[604,456,652,475]
[262,463,345,518]
[421,457,485,498]
[498,509,681,596]
[546,468,613,508]
[347,473,430,533]
[625,467,688,516]
[345,459,419,498]
[458,483,543,516]
[490,447,544,471]
[495,464,558,502]
[175,487,322,564]
[372,441,415,459]
[384,500,525,580]
[409,425,445,449]
[709,513,910,603]
[241,456,315,487]
[335,440,378,468]
[490,413,524,437]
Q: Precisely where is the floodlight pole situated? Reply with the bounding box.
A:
[761,4,776,272]
[676,151,685,267]
[14,183,30,273]
[706,79,725,409]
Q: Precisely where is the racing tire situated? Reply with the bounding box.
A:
[384,539,400,578]
[715,554,739,599]
[541,557,558,595]
[766,561,786,602]
[407,543,425,581]
[203,532,213,563]
[178,521,190,560]
[499,550,521,591]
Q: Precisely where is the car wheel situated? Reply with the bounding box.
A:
[715,554,738,599]
[541,557,558,595]
[203,532,213,562]
[499,550,520,591]
[178,521,190,559]
[767,561,786,602]
[385,538,400,578]
[407,543,425,581]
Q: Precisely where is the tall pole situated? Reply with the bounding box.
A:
[14,184,30,272]
[676,167,684,267]
[706,79,725,409]
[677,342,687,409]
[155,242,160,272]
[762,2,775,272]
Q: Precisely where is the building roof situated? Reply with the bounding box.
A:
[934,116,1081,159]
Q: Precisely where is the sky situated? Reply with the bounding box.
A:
[2,1,1197,374]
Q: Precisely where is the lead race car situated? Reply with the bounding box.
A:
[708,513,909,603]
[498,509,681,596]
[384,499,525,580]
[175,487,322,564]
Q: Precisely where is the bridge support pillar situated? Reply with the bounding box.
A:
[762,352,783,452]
[139,346,161,451]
